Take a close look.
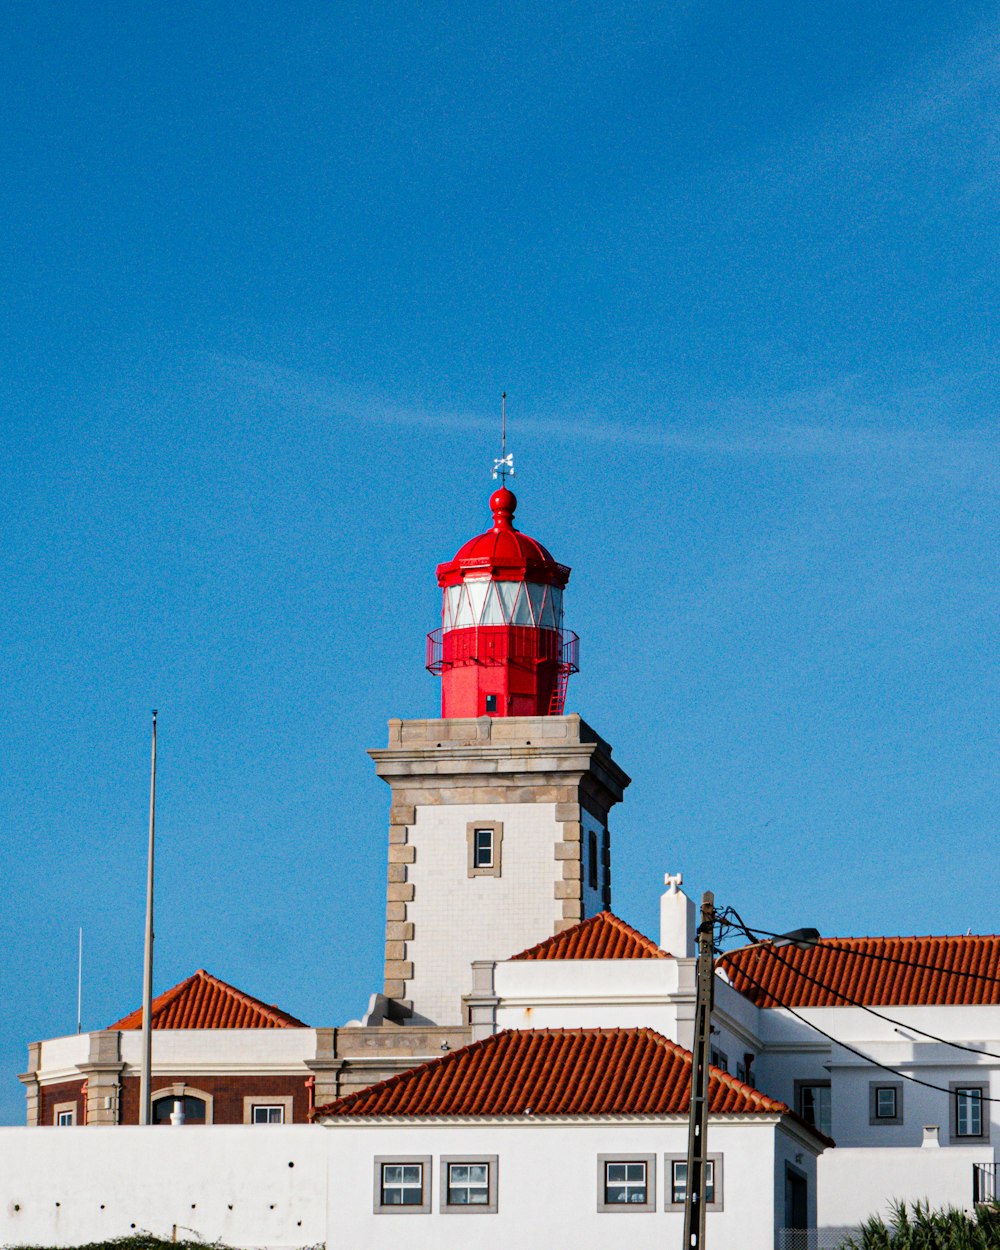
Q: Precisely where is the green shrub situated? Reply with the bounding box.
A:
[839,1199,1000,1250]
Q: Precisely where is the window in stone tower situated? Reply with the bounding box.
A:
[467,822,503,878]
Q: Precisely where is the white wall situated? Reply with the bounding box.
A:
[818,1145,993,1230]
[0,1127,326,1248]
[0,1118,813,1250]
[406,801,562,1024]
[37,1029,317,1079]
[494,958,682,1034]
[323,1119,799,1250]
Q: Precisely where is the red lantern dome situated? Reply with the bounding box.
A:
[427,489,579,718]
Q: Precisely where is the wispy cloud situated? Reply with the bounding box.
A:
[212,353,998,482]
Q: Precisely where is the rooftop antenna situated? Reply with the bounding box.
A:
[139,709,157,1126]
[76,928,83,1034]
[492,392,515,484]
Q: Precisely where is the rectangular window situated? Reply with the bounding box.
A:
[467,822,503,878]
[605,1161,647,1205]
[374,1156,431,1214]
[869,1081,903,1126]
[796,1082,832,1137]
[596,1154,655,1213]
[875,1088,896,1119]
[670,1160,715,1205]
[473,828,494,869]
[957,1088,983,1137]
[588,829,598,890]
[710,1048,729,1073]
[665,1155,723,1211]
[243,1094,291,1125]
[440,1155,498,1214]
[448,1163,488,1204]
[382,1164,423,1205]
[56,1110,75,1126]
[251,1104,285,1124]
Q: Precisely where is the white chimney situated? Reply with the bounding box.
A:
[660,872,696,957]
[921,1125,940,1148]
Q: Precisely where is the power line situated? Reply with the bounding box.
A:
[729,934,1000,1064]
[726,954,1000,1107]
[722,918,1000,994]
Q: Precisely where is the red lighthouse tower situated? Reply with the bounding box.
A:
[426,487,579,718]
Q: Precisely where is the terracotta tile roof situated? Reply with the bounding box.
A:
[314,1027,812,1130]
[109,969,307,1030]
[511,911,669,960]
[720,935,1000,1008]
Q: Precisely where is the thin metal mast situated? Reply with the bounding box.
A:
[76,928,83,1034]
[139,710,157,1126]
[492,392,515,483]
[501,392,506,481]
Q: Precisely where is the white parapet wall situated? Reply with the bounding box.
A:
[0,1126,326,1248]
[818,1145,994,1232]
[0,1117,815,1250]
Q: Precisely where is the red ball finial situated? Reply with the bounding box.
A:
[490,487,517,529]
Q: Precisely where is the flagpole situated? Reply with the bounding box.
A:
[76,928,83,1034]
[139,710,157,1125]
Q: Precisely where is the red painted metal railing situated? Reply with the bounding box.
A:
[426,626,579,677]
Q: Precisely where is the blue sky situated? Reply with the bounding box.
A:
[1,2,997,1123]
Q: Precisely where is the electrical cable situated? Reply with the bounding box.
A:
[723,948,1000,1107]
[724,918,1000,993]
[724,931,1000,1063]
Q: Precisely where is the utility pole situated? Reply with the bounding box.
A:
[682,891,715,1250]
[139,710,157,1126]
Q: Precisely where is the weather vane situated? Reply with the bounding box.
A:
[492,391,515,483]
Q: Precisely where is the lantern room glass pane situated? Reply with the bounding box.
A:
[537,585,556,628]
[465,578,489,626]
[526,583,546,626]
[496,580,520,622]
[443,585,463,629]
[453,583,476,628]
[480,582,506,625]
[511,582,534,625]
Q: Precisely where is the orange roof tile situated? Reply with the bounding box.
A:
[721,935,1000,1008]
[511,911,669,960]
[109,969,307,1030]
[314,1027,817,1132]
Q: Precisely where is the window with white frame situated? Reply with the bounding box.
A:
[243,1095,292,1125]
[373,1156,431,1214]
[665,1155,723,1211]
[54,1104,76,1126]
[251,1104,285,1124]
[596,1154,655,1213]
[951,1085,988,1142]
[869,1082,903,1126]
[467,822,502,878]
[440,1155,498,1213]
[473,828,494,868]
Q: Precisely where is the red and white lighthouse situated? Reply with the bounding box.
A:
[427,487,579,718]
